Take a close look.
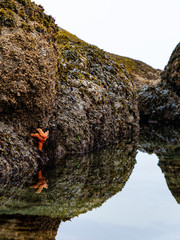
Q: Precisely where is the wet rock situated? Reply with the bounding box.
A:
[0,122,40,179]
[138,42,180,126]
[162,42,180,95]
[0,0,139,176]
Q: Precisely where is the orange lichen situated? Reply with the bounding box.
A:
[31,128,49,151]
[30,170,48,194]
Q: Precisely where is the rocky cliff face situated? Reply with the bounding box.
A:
[0,0,139,179]
[162,43,180,95]
[138,42,180,125]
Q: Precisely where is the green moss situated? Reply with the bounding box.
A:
[0,8,17,27]
[35,23,45,33]
[57,29,84,45]
[0,0,17,13]
[109,53,160,78]
[18,8,26,19]
[21,22,33,31]
[0,0,59,42]
[16,0,31,7]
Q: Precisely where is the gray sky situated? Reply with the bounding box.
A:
[34,0,180,70]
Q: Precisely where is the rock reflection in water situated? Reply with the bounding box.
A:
[0,142,136,239]
[0,214,60,240]
[139,126,180,204]
[159,148,180,204]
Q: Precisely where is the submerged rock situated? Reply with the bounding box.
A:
[0,0,139,177]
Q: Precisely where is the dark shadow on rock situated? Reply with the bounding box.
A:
[138,42,180,126]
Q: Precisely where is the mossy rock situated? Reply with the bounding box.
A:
[0,0,140,179]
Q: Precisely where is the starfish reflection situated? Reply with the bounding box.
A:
[30,170,48,194]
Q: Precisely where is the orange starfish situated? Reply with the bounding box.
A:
[30,170,48,194]
[31,128,49,151]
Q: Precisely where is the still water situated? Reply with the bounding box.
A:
[0,128,180,240]
[58,152,180,240]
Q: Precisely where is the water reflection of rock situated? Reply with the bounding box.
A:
[0,142,136,238]
[139,126,180,156]
[139,126,180,203]
[159,148,180,204]
[0,214,60,240]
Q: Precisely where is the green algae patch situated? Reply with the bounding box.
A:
[0,0,59,41]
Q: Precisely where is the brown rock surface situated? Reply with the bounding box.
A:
[138,42,180,125]
[0,0,139,178]
[161,42,180,95]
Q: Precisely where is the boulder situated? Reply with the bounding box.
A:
[162,42,180,95]
[138,42,180,125]
[0,0,139,178]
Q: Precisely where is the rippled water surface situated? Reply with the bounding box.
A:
[0,128,180,240]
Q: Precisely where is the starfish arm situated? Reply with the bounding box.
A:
[38,141,44,151]
[35,185,44,194]
[36,128,49,139]
[36,128,45,136]
[44,130,49,138]
[31,133,40,138]
[43,183,48,189]
[38,170,43,180]
[35,183,48,194]
[30,183,41,189]
[31,133,45,142]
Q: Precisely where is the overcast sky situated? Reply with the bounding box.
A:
[34,0,180,70]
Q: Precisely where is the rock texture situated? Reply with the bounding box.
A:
[139,126,180,204]
[138,42,180,125]
[162,43,180,95]
[159,148,180,204]
[0,0,139,178]
[109,53,161,89]
[0,214,60,240]
[0,142,136,218]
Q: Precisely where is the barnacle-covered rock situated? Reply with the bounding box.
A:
[0,0,139,177]
[162,42,180,95]
[138,42,180,125]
